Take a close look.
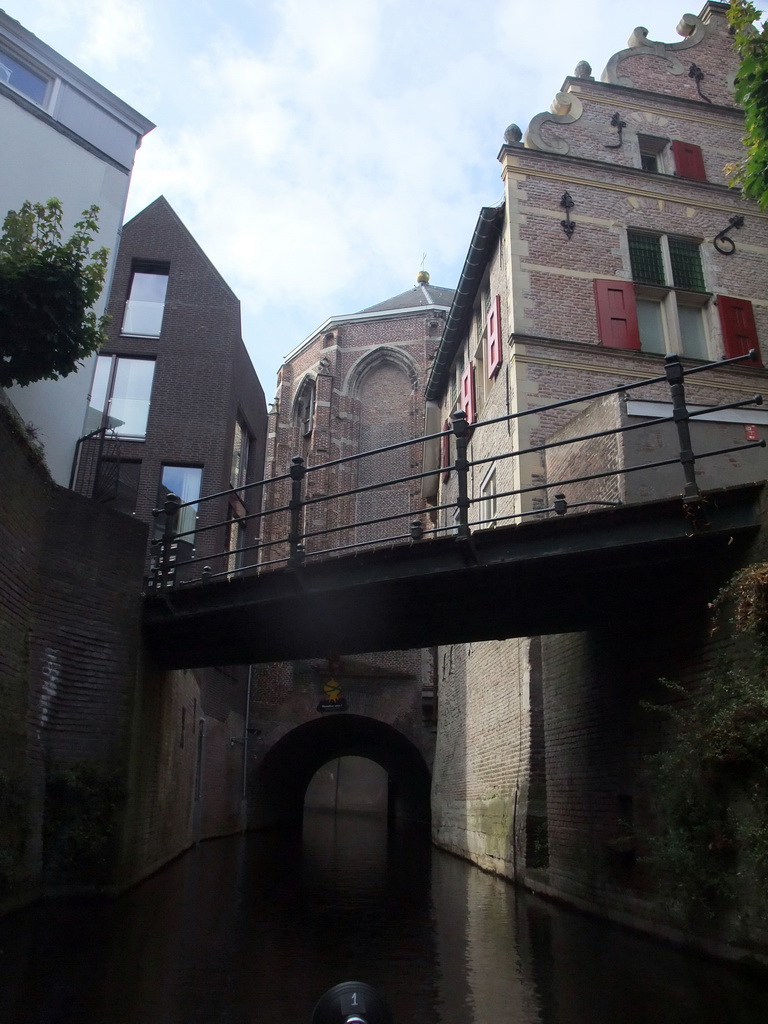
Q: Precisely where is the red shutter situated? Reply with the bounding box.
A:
[594,279,641,350]
[718,295,761,365]
[441,420,451,482]
[460,363,476,425]
[671,140,706,181]
[486,295,503,378]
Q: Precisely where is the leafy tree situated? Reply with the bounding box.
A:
[0,198,109,388]
[728,1,768,209]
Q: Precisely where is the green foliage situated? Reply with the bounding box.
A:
[641,652,768,920]
[44,761,124,881]
[0,770,29,896]
[728,2,768,209]
[712,560,768,636]
[0,198,109,388]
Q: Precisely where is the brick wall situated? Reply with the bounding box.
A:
[0,398,147,905]
[75,196,267,583]
[429,6,768,960]
[253,290,446,798]
[2,395,257,906]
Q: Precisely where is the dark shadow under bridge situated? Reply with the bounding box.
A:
[143,353,766,668]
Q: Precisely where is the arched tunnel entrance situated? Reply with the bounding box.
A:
[251,714,431,832]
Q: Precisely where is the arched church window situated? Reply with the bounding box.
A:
[296,379,315,437]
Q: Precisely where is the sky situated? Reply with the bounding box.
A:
[11,1,757,395]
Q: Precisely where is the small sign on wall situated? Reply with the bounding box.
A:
[745,425,760,441]
[317,677,347,713]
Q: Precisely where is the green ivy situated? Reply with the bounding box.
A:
[0,770,29,896]
[44,761,125,882]
[727,2,768,210]
[641,649,768,920]
[0,198,109,388]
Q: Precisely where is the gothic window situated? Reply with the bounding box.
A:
[295,379,315,437]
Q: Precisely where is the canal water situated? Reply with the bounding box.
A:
[1,812,766,1024]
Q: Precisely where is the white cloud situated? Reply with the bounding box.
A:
[15,0,757,387]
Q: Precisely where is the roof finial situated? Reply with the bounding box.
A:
[417,252,429,284]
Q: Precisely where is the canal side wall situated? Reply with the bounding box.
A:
[117,662,250,890]
[1,400,256,908]
[431,637,535,877]
[430,491,768,964]
[0,396,147,909]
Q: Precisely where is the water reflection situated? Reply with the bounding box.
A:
[0,815,766,1023]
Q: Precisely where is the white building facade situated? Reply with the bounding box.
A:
[0,11,154,485]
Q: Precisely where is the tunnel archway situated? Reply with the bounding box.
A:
[251,714,431,831]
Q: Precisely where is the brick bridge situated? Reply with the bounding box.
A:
[141,353,765,828]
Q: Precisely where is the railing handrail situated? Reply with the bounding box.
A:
[146,350,764,591]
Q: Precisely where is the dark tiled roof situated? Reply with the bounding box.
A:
[358,283,455,313]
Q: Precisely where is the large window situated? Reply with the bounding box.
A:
[122,264,169,337]
[156,465,203,555]
[295,379,315,437]
[627,232,708,359]
[86,356,155,438]
[0,45,49,105]
[226,512,246,576]
[230,417,251,489]
[479,466,497,527]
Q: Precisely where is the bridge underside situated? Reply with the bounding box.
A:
[143,485,763,668]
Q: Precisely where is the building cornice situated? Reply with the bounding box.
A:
[0,10,154,137]
[425,206,505,402]
[498,153,765,220]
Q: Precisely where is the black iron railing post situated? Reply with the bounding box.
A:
[154,491,182,589]
[664,354,700,502]
[288,456,307,567]
[451,410,471,540]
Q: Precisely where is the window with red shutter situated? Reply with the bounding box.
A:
[441,420,451,482]
[486,295,502,378]
[717,295,762,365]
[594,280,641,350]
[460,363,476,425]
[671,141,706,181]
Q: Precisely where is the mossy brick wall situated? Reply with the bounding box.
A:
[0,399,147,906]
[0,400,50,898]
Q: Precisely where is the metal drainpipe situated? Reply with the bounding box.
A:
[241,664,253,826]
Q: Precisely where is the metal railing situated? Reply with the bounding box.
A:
[146,352,765,592]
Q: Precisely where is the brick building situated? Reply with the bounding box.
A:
[73,195,267,584]
[69,196,271,878]
[425,2,768,954]
[249,276,454,814]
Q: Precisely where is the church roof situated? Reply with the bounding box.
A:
[358,281,455,314]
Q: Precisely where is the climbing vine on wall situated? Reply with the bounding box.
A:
[0,771,29,896]
[44,761,125,882]
[727,1,768,210]
[642,563,768,922]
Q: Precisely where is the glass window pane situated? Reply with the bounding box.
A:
[109,359,155,437]
[669,239,705,291]
[130,272,169,303]
[628,233,665,285]
[678,306,708,360]
[158,466,202,541]
[636,299,666,354]
[0,47,48,104]
[84,355,112,432]
[230,420,250,488]
[122,270,168,336]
